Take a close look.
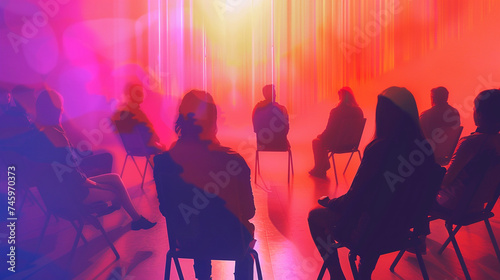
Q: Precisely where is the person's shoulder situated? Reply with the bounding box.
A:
[212,145,248,163]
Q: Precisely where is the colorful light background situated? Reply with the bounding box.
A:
[1,0,500,144]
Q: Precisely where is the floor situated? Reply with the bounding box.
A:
[1,126,500,280]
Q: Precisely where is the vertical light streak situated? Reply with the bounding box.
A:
[271,0,275,101]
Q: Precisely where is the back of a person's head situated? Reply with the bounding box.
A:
[124,83,145,105]
[338,87,358,107]
[376,86,422,141]
[474,89,500,132]
[431,86,449,106]
[36,89,63,126]
[262,84,276,101]
[176,90,217,140]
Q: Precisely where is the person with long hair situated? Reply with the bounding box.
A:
[309,87,364,178]
[30,89,156,230]
[154,90,256,280]
[308,87,437,279]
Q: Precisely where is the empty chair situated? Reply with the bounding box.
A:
[327,118,366,184]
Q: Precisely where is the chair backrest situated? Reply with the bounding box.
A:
[253,103,289,151]
[433,126,463,166]
[327,118,366,153]
[114,119,152,156]
[350,163,446,255]
[155,153,253,260]
[449,150,500,223]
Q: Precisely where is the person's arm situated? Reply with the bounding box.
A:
[441,136,478,188]
[236,156,256,220]
[319,108,338,139]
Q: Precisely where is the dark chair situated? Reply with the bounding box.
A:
[115,127,155,189]
[318,164,446,280]
[253,103,293,184]
[327,118,366,185]
[36,184,120,264]
[433,126,463,166]
[428,152,500,280]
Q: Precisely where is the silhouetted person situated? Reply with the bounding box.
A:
[112,83,165,153]
[436,89,500,212]
[0,87,33,139]
[154,90,256,280]
[420,86,461,140]
[24,89,156,230]
[308,87,436,279]
[310,87,364,178]
[252,84,290,151]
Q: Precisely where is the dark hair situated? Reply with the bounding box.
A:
[431,86,449,105]
[474,89,500,131]
[375,87,423,142]
[338,87,359,107]
[175,90,217,140]
[36,90,63,126]
[263,84,275,101]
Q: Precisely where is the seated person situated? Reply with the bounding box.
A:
[112,83,165,154]
[21,89,156,230]
[308,87,437,279]
[252,84,289,151]
[309,87,364,178]
[420,86,461,140]
[154,90,256,280]
[436,89,500,213]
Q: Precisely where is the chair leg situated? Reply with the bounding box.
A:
[37,213,52,252]
[120,154,129,177]
[415,246,429,280]
[348,252,359,280]
[173,257,184,280]
[390,249,405,272]
[343,152,355,175]
[330,153,338,185]
[69,221,84,265]
[71,221,88,244]
[165,251,173,280]
[485,219,500,263]
[93,218,120,260]
[141,157,148,189]
[438,223,462,255]
[287,150,292,185]
[357,150,362,161]
[249,249,263,280]
[254,151,259,184]
[446,224,471,280]
[317,261,328,280]
[131,156,143,177]
[27,189,46,214]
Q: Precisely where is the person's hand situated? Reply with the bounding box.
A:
[318,196,330,207]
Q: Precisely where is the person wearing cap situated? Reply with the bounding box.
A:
[308,87,437,279]
[309,87,364,178]
[154,90,256,280]
[420,86,461,140]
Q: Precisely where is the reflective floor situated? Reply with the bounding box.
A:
[2,119,500,280]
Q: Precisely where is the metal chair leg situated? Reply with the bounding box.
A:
[446,224,471,280]
[69,221,84,265]
[254,151,260,184]
[485,219,500,263]
[173,257,184,280]
[130,156,143,177]
[141,157,148,189]
[348,252,359,280]
[343,152,355,175]
[165,251,173,280]
[120,154,129,177]
[317,261,328,280]
[438,223,462,254]
[93,218,120,260]
[250,249,263,280]
[37,213,52,252]
[415,246,429,280]
[71,220,88,244]
[330,153,338,185]
[390,249,405,272]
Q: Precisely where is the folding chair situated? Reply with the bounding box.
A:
[327,118,366,184]
[433,126,463,166]
[428,152,500,280]
[36,184,120,264]
[253,103,293,184]
[318,164,446,280]
[116,130,155,189]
